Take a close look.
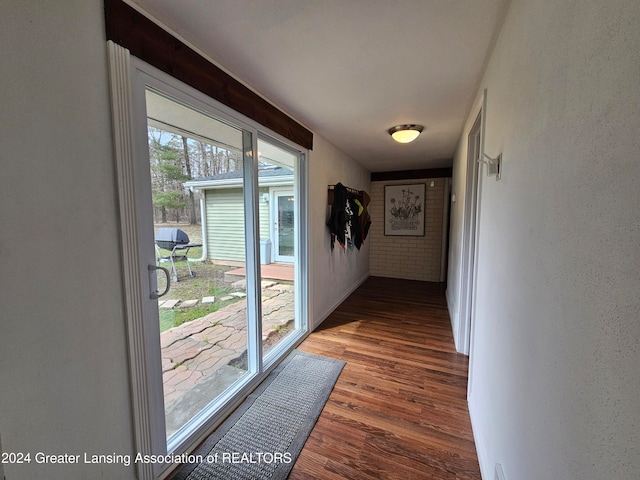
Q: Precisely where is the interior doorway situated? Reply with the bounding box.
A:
[459,111,482,357]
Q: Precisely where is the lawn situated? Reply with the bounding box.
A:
[154,223,244,332]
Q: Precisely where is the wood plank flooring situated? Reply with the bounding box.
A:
[289,276,481,480]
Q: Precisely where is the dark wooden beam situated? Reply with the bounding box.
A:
[104,0,313,150]
[371,167,453,182]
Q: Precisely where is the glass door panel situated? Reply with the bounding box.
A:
[256,138,299,359]
[145,88,250,443]
[275,193,295,260]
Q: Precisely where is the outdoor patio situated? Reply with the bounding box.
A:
[159,280,295,437]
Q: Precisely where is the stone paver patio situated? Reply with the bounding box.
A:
[160,281,295,436]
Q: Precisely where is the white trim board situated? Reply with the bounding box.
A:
[107,40,157,480]
[446,288,462,353]
[469,396,492,480]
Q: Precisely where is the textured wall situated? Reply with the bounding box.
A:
[309,136,371,328]
[0,1,136,479]
[369,178,446,282]
[447,0,640,479]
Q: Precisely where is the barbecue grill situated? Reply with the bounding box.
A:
[155,228,202,282]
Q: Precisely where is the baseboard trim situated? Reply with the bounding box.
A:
[446,288,463,353]
[312,272,369,330]
[468,397,491,480]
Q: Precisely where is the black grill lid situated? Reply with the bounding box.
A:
[155,228,190,245]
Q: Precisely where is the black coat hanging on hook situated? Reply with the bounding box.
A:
[327,183,349,249]
[327,183,371,250]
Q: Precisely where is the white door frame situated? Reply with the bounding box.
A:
[458,110,482,358]
[270,187,295,263]
[460,89,492,403]
[107,42,160,480]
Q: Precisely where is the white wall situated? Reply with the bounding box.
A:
[447,0,640,478]
[309,135,371,329]
[0,2,137,479]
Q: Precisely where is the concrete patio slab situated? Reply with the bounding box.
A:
[165,365,246,437]
[179,299,199,308]
[161,282,294,435]
[160,299,180,309]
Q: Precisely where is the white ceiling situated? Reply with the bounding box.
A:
[130,0,509,172]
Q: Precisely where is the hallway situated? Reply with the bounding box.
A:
[290,276,480,479]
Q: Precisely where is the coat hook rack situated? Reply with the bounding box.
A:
[477,88,502,180]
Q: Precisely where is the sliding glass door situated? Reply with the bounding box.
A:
[255,138,303,362]
[144,88,253,445]
[119,58,307,474]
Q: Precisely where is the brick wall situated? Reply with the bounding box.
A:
[369,178,446,282]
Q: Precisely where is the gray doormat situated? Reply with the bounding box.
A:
[171,350,345,480]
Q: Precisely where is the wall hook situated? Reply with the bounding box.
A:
[478,152,502,179]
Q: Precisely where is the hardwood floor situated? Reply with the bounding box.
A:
[289,276,481,480]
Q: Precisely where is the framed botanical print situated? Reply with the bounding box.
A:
[384,184,426,236]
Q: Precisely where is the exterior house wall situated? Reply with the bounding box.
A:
[205,187,270,262]
[369,178,445,282]
[259,189,270,241]
[447,0,640,478]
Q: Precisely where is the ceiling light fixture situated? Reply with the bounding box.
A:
[388,124,424,143]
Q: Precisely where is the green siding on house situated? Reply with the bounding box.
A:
[259,188,270,241]
[206,188,244,261]
[205,187,271,262]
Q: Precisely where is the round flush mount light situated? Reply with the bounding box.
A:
[388,124,424,143]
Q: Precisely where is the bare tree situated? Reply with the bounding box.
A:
[181,136,198,224]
